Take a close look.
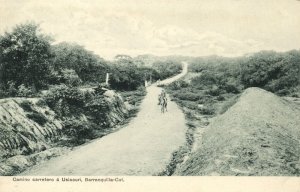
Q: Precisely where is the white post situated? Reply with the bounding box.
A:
[105,73,109,85]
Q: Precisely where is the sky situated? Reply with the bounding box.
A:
[1,0,300,60]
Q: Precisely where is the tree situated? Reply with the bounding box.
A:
[0,22,53,91]
[51,42,109,84]
[240,50,300,95]
[109,61,143,90]
[109,55,159,90]
[152,60,182,79]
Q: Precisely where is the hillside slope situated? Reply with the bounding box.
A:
[0,98,62,160]
[175,87,300,176]
[0,89,129,175]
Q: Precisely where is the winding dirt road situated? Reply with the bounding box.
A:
[21,62,188,176]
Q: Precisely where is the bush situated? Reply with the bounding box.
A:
[7,81,17,97]
[173,91,200,101]
[17,84,35,97]
[62,118,98,145]
[223,77,242,94]
[219,95,239,115]
[85,94,110,126]
[20,100,33,112]
[60,69,82,86]
[152,60,182,79]
[36,99,47,107]
[168,80,189,90]
[199,105,215,115]
[44,84,86,117]
[205,86,223,96]
[0,84,9,98]
[216,95,225,101]
[137,86,147,96]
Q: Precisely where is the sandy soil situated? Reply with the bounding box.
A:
[176,87,300,176]
[21,62,188,176]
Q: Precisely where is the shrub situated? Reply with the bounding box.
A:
[223,77,242,94]
[219,95,239,114]
[172,90,200,101]
[205,86,223,96]
[85,94,110,126]
[7,81,17,97]
[168,80,189,90]
[216,95,225,101]
[0,84,9,98]
[199,105,215,115]
[152,60,182,79]
[36,99,47,107]
[62,118,98,145]
[60,69,82,86]
[20,100,33,112]
[17,84,35,97]
[44,84,86,117]
[137,86,147,96]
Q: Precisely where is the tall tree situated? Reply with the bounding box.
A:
[0,22,53,90]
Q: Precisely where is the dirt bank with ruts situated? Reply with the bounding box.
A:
[0,88,129,175]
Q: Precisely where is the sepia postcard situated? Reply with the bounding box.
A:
[0,0,299,191]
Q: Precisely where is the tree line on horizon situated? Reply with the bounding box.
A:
[0,22,299,99]
[188,50,300,96]
[0,22,183,98]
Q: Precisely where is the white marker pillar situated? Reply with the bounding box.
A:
[105,73,109,85]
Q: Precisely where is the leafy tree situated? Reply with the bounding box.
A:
[109,55,158,90]
[51,42,109,84]
[241,50,300,95]
[0,22,53,91]
[109,60,144,90]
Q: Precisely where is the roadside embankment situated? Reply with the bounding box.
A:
[175,87,300,176]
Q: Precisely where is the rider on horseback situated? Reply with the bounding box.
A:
[158,90,165,104]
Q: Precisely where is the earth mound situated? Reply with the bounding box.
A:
[175,87,300,176]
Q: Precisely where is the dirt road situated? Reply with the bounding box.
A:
[21,62,188,176]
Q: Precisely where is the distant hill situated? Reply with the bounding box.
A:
[175,87,300,176]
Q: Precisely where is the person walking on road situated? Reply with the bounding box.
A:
[158,90,168,113]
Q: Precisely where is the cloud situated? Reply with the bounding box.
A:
[79,14,264,59]
[2,0,298,59]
